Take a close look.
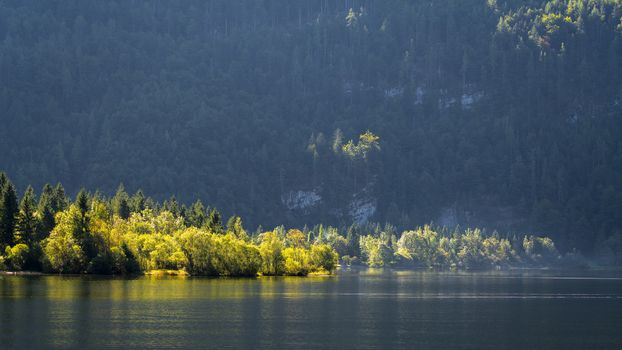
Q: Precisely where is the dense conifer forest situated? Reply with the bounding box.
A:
[1,0,622,262]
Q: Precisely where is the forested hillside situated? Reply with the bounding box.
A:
[1,0,622,255]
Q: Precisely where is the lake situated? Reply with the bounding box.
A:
[1,269,621,349]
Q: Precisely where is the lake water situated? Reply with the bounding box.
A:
[1,269,622,349]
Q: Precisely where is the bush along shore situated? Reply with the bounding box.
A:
[0,173,578,276]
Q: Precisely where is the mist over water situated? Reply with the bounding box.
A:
[1,269,621,350]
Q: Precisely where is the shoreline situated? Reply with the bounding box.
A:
[1,271,46,276]
[2,265,620,278]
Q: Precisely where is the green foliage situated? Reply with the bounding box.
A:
[148,235,186,271]
[341,131,381,161]
[75,190,89,217]
[121,243,140,274]
[325,227,348,257]
[43,228,85,274]
[360,234,395,267]
[0,179,18,248]
[210,234,261,276]
[0,175,575,274]
[397,226,442,267]
[175,228,262,276]
[206,208,224,235]
[341,255,358,266]
[0,173,7,193]
[4,244,30,271]
[187,200,207,228]
[107,247,128,274]
[37,184,57,239]
[259,231,285,275]
[176,227,217,275]
[483,234,514,265]
[362,225,561,269]
[14,186,39,245]
[129,190,146,213]
[52,184,69,213]
[285,229,307,248]
[457,229,488,269]
[523,235,560,264]
[226,216,248,241]
[112,184,131,220]
[283,247,312,276]
[310,244,339,273]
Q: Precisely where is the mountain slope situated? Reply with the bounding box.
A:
[1,0,621,253]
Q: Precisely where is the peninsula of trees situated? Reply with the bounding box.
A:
[1,173,569,276]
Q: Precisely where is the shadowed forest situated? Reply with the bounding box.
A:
[1,0,622,266]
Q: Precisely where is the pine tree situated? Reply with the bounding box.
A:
[15,186,38,244]
[74,189,90,243]
[206,208,224,234]
[52,183,68,212]
[163,195,180,216]
[76,189,89,217]
[130,190,146,213]
[179,204,187,221]
[74,189,96,261]
[226,215,247,240]
[37,184,56,239]
[112,184,130,219]
[0,172,7,190]
[0,180,18,247]
[187,200,207,228]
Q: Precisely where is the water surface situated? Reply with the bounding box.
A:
[1,269,621,349]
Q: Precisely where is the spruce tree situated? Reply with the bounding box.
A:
[130,190,146,213]
[37,184,57,239]
[76,189,89,217]
[206,208,224,234]
[112,184,130,219]
[226,215,247,240]
[0,180,18,247]
[164,195,180,216]
[15,186,38,244]
[52,183,68,212]
[74,189,96,261]
[0,172,7,190]
[187,200,207,228]
[74,189,90,242]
